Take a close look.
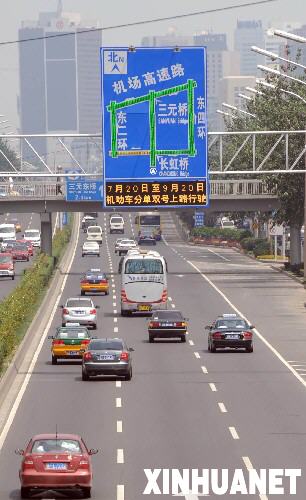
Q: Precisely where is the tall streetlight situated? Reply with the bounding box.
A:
[252,45,306,71]
[222,102,256,117]
[238,93,252,101]
[271,30,306,44]
[245,86,263,95]
[216,109,235,118]
[258,64,306,86]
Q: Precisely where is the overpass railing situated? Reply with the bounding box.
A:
[0,180,277,199]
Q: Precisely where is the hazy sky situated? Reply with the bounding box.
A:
[0,0,305,128]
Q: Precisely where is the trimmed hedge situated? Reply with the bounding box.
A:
[0,214,73,373]
[191,227,252,241]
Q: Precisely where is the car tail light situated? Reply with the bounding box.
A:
[81,339,90,346]
[90,309,96,315]
[100,279,108,283]
[213,332,223,339]
[121,289,128,303]
[243,331,252,339]
[149,321,160,328]
[84,352,93,361]
[79,460,89,467]
[161,290,168,303]
[23,457,34,469]
[53,339,64,345]
[63,308,69,315]
[120,352,129,361]
[175,322,185,327]
[81,280,89,284]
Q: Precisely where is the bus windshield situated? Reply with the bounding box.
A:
[139,214,160,226]
[125,259,163,274]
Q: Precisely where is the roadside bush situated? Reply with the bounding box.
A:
[191,227,247,241]
[0,214,73,373]
[240,237,258,252]
[253,239,271,257]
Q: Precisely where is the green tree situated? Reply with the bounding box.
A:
[221,68,306,266]
[0,138,20,173]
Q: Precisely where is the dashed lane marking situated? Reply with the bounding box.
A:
[117,421,122,433]
[229,426,239,440]
[194,352,200,359]
[188,340,194,346]
[201,366,208,374]
[209,383,217,392]
[218,402,227,413]
[114,327,119,333]
[117,448,124,463]
[116,381,121,388]
[116,397,122,407]
[117,485,124,500]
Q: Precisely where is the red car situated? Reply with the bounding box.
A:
[16,433,98,498]
[0,252,14,279]
[17,239,33,256]
[11,243,29,261]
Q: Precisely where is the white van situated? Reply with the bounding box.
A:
[24,229,41,247]
[86,225,103,244]
[0,224,16,242]
[109,216,124,234]
[120,250,168,316]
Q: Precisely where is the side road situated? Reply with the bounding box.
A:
[0,213,80,437]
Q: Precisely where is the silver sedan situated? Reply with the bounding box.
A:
[61,298,99,329]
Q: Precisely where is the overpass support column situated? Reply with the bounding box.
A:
[40,212,52,256]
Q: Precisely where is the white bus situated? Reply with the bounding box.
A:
[120,250,168,316]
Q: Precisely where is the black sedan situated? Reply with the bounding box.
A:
[206,313,254,352]
[138,227,156,245]
[82,338,134,381]
[148,310,187,342]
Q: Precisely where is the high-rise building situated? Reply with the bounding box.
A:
[194,33,240,130]
[234,20,265,76]
[18,1,101,159]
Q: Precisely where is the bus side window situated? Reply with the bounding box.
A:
[118,257,123,274]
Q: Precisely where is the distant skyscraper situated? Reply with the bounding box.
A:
[234,20,265,76]
[18,1,101,159]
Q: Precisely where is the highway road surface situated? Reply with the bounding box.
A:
[0,212,306,499]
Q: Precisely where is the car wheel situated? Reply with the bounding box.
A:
[181,335,186,343]
[82,486,91,498]
[12,275,14,280]
[20,487,30,498]
[208,341,211,352]
[210,342,216,353]
[81,290,85,296]
[105,290,109,295]
[62,322,65,327]
[82,254,84,257]
[246,343,254,353]
[124,367,132,381]
[27,257,29,261]
[92,324,97,330]
[82,369,89,381]
[52,356,57,365]
[98,254,100,257]
[121,309,127,317]
[119,251,121,256]
[149,334,154,343]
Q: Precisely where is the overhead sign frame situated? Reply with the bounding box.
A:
[101,46,208,209]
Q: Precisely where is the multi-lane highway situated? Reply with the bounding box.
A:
[0,212,306,499]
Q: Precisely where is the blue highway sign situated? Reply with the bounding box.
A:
[101,47,208,208]
[194,209,205,227]
[66,179,103,201]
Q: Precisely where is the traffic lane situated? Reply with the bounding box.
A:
[0,215,120,499]
[109,248,260,497]
[163,243,306,497]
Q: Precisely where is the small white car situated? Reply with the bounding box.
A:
[61,297,99,329]
[24,229,41,247]
[114,238,125,253]
[109,216,124,234]
[82,241,100,257]
[0,224,16,242]
[86,225,103,245]
[117,239,138,256]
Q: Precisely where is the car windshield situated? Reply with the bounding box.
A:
[66,299,92,308]
[0,227,15,233]
[215,319,248,329]
[14,245,27,251]
[152,311,183,321]
[89,340,123,351]
[84,242,98,246]
[125,259,163,274]
[31,439,81,454]
[0,255,11,263]
[25,231,39,237]
[111,217,123,223]
[57,329,89,339]
[120,240,135,245]
[87,227,101,233]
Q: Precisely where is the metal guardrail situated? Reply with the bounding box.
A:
[0,180,277,200]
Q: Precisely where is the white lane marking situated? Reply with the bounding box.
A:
[188,340,194,346]
[218,402,227,413]
[114,327,119,333]
[171,303,176,308]
[0,213,80,451]
[209,383,217,392]
[242,457,268,500]
[117,420,122,433]
[112,283,115,288]
[229,426,239,440]
[113,302,117,307]
[114,309,117,314]
[206,247,231,262]
[116,397,122,407]
[201,366,208,374]
[194,352,200,359]
[113,294,117,299]
[116,381,121,388]
[168,296,173,302]
[114,317,118,323]
[187,260,306,392]
[117,485,124,500]
[117,448,124,464]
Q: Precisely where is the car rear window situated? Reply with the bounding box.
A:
[111,217,123,223]
[66,300,92,308]
[31,439,81,454]
[0,255,12,263]
[215,319,248,329]
[152,311,183,321]
[89,340,123,351]
[57,329,89,339]
[87,226,101,233]
[86,273,106,280]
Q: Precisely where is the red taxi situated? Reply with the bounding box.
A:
[17,239,34,256]
[11,242,30,261]
[0,252,14,279]
[16,433,98,498]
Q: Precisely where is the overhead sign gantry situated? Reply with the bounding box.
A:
[101,46,208,208]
